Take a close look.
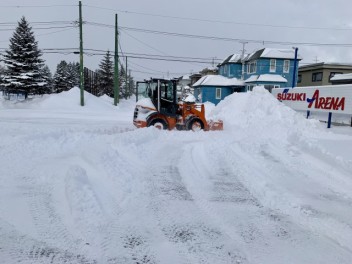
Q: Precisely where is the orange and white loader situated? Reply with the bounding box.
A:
[133,78,223,131]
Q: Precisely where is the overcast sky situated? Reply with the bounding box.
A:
[1,0,352,81]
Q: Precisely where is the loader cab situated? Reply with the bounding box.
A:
[144,78,178,116]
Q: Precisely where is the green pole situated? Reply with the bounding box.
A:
[125,56,128,98]
[114,13,119,105]
[79,1,84,106]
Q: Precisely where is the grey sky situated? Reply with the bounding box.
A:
[1,0,352,81]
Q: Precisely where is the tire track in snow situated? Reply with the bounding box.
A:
[204,138,352,263]
[145,142,248,264]
[0,218,96,264]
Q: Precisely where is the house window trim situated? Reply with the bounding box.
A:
[312,72,323,82]
[270,59,276,73]
[283,60,290,73]
[247,61,257,74]
[215,88,221,99]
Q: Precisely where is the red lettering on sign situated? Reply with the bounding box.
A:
[307,90,345,111]
[277,92,306,101]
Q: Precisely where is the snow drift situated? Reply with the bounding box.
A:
[1,87,352,263]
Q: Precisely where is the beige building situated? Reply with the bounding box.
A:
[298,63,352,87]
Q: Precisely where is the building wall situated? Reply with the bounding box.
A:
[244,58,296,87]
[219,58,298,87]
[219,63,242,78]
[194,86,244,105]
[298,68,352,87]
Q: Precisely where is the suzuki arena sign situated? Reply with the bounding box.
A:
[272,85,352,114]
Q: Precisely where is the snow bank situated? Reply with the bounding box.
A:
[210,86,321,140]
[0,87,136,113]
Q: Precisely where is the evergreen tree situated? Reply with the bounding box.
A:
[67,62,80,88]
[0,65,5,88]
[53,61,79,93]
[118,66,135,99]
[98,50,114,97]
[2,16,46,96]
[53,60,69,93]
[119,66,127,99]
[39,65,53,94]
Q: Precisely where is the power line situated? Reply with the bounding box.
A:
[120,26,352,47]
[0,25,77,31]
[84,21,352,48]
[83,4,352,32]
[0,5,76,8]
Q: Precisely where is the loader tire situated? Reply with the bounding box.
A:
[187,118,204,132]
[148,118,168,130]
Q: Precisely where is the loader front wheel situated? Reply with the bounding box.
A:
[187,118,204,132]
[148,118,168,130]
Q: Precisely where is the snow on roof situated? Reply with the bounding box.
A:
[330,73,352,81]
[261,48,299,59]
[229,54,243,63]
[246,48,302,61]
[180,74,191,80]
[192,75,245,87]
[245,74,288,83]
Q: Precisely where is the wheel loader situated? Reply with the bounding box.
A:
[133,78,223,131]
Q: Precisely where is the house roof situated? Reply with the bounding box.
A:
[179,74,191,80]
[192,75,245,87]
[299,62,352,71]
[218,53,245,66]
[244,74,288,83]
[245,48,302,61]
[330,73,352,81]
[219,48,302,66]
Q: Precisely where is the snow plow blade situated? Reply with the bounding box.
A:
[207,120,223,131]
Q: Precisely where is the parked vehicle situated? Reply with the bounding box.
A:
[133,78,223,131]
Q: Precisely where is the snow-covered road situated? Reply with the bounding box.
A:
[1,88,352,263]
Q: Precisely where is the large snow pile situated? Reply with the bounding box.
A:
[210,86,321,140]
[1,87,352,263]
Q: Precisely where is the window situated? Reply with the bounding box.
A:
[329,72,342,81]
[270,59,276,72]
[312,72,323,82]
[216,88,221,99]
[298,74,302,83]
[247,61,257,74]
[283,60,290,73]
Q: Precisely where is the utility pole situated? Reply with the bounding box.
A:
[240,41,248,81]
[79,1,84,106]
[129,69,132,97]
[125,56,128,98]
[114,14,119,105]
[292,47,298,88]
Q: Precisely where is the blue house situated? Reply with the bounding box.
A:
[193,75,245,105]
[218,48,301,92]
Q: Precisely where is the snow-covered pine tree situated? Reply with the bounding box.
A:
[119,66,127,99]
[98,50,114,97]
[67,62,79,88]
[2,16,46,96]
[53,60,69,93]
[39,65,53,94]
[53,61,80,93]
[0,65,5,89]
